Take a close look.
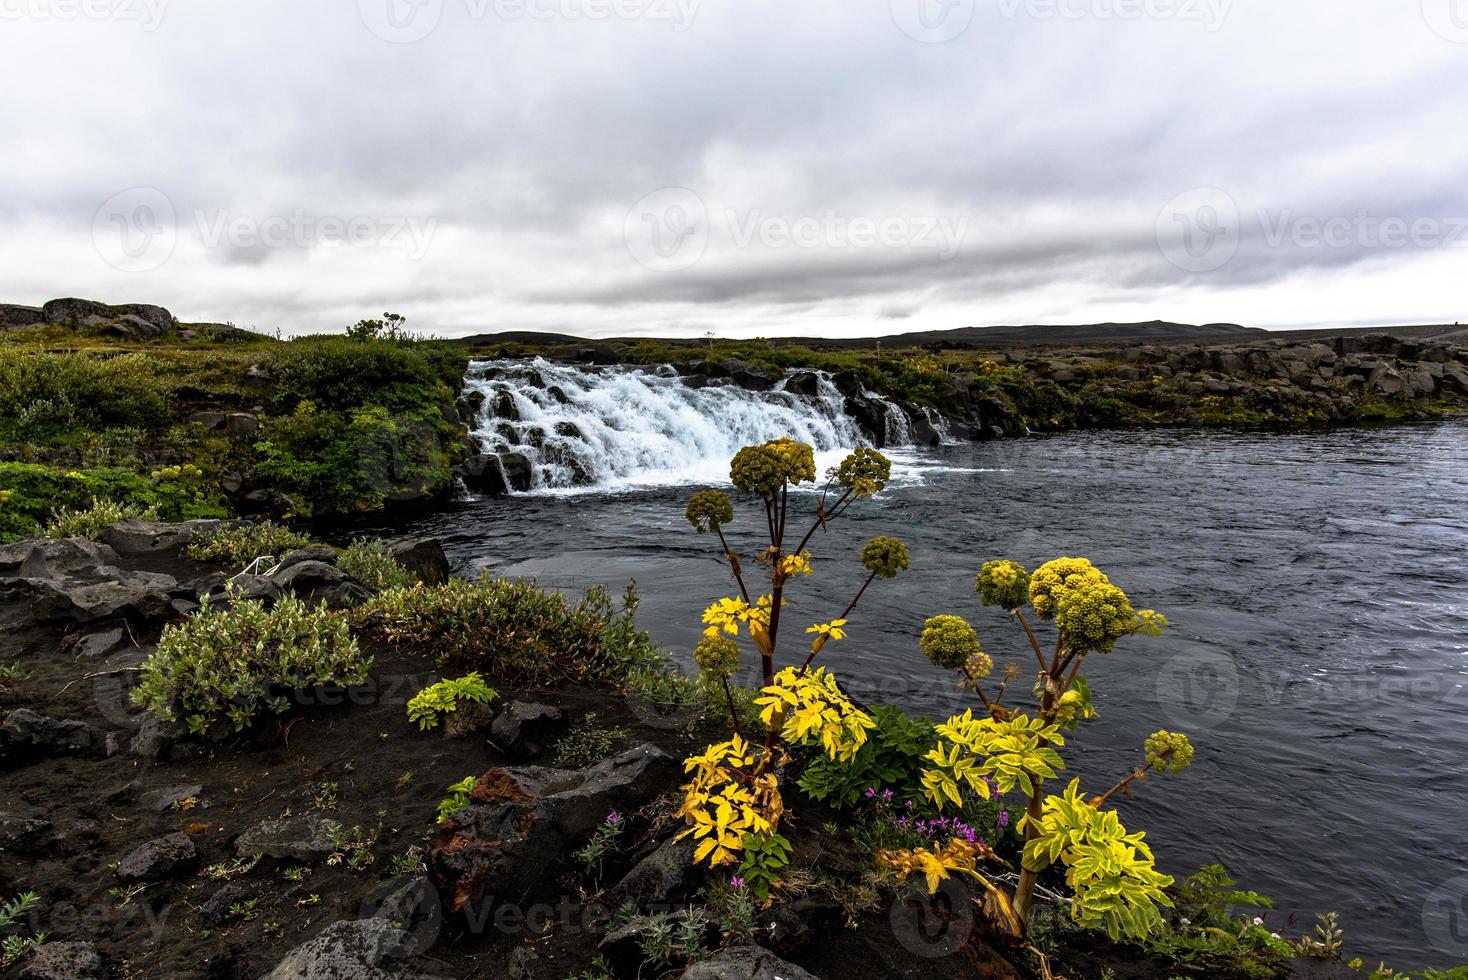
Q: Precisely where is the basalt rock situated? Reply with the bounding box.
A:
[100,518,231,556]
[115,831,196,882]
[678,945,822,980]
[236,815,342,861]
[16,941,105,980]
[261,919,453,980]
[488,701,564,759]
[387,537,450,586]
[427,744,676,918]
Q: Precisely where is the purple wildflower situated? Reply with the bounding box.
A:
[606,810,620,825]
[865,787,877,799]
[730,876,745,890]
[997,810,1009,828]
[881,789,894,802]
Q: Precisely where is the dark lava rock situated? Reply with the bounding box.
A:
[16,941,105,980]
[731,367,776,391]
[499,451,533,493]
[261,919,452,980]
[843,396,890,446]
[236,815,341,861]
[270,560,371,609]
[360,874,443,957]
[2,708,97,755]
[428,744,677,917]
[0,809,51,849]
[906,409,943,448]
[457,453,509,496]
[783,371,821,397]
[225,412,259,439]
[491,389,520,421]
[70,628,125,660]
[680,945,821,980]
[139,783,203,813]
[830,370,864,397]
[488,701,564,759]
[606,836,698,912]
[42,297,114,326]
[273,546,341,572]
[199,883,245,926]
[387,537,449,586]
[129,715,175,761]
[0,536,178,623]
[0,304,44,329]
[116,831,197,882]
[100,518,229,556]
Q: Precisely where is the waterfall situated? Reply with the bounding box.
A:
[462,357,916,493]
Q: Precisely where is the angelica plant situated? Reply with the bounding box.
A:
[883,556,1193,943]
[676,439,908,872]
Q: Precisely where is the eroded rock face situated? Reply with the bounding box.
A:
[235,815,342,861]
[100,519,231,556]
[0,536,181,624]
[16,941,105,980]
[427,744,677,918]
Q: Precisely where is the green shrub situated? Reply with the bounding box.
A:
[186,521,316,566]
[264,336,464,412]
[131,592,369,734]
[796,705,936,809]
[355,574,614,684]
[406,673,497,730]
[42,497,157,540]
[338,538,418,591]
[0,349,172,440]
[0,463,227,543]
[552,713,631,767]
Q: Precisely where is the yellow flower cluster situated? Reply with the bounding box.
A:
[975,559,1031,611]
[693,632,741,679]
[685,489,734,533]
[755,666,875,763]
[730,437,816,498]
[834,447,892,499]
[921,710,1066,808]
[1028,557,1110,619]
[1054,581,1139,654]
[674,735,782,866]
[918,614,983,671]
[1143,730,1194,773]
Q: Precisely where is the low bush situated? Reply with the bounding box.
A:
[355,574,614,684]
[0,463,227,543]
[405,673,497,730]
[338,538,418,591]
[131,592,369,734]
[263,335,465,412]
[796,704,936,809]
[42,497,157,540]
[0,349,172,441]
[186,521,316,566]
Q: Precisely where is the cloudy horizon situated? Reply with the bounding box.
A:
[2,0,1465,338]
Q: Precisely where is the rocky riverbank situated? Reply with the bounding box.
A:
[0,519,1380,980]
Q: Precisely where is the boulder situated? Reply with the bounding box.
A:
[457,454,509,496]
[71,628,125,660]
[606,836,699,912]
[273,546,340,573]
[905,409,942,448]
[16,942,105,980]
[236,815,342,861]
[731,368,776,392]
[782,371,821,397]
[387,538,450,586]
[499,452,534,493]
[269,561,371,609]
[830,371,864,398]
[428,744,677,917]
[224,412,259,439]
[104,314,164,340]
[116,831,196,882]
[100,518,229,556]
[488,701,565,759]
[360,874,442,957]
[25,570,179,623]
[41,298,113,326]
[0,538,119,579]
[679,946,821,980]
[111,303,175,333]
[0,304,44,329]
[261,919,452,980]
[199,883,245,926]
[491,390,520,421]
[843,396,890,446]
[2,709,97,755]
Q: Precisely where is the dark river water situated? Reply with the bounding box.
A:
[375,421,1468,968]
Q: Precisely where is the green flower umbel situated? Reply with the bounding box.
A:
[835,447,892,499]
[860,535,910,578]
[975,559,1031,611]
[919,614,983,671]
[730,438,816,499]
[685,489,734,533]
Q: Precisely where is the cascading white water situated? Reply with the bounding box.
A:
[464,357,916,492]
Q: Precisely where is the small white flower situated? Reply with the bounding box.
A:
[1252,916,1265,926]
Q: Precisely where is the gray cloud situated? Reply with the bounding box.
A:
[0,0,1464,337]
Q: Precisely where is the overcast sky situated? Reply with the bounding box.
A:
[2,0,1465,338]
